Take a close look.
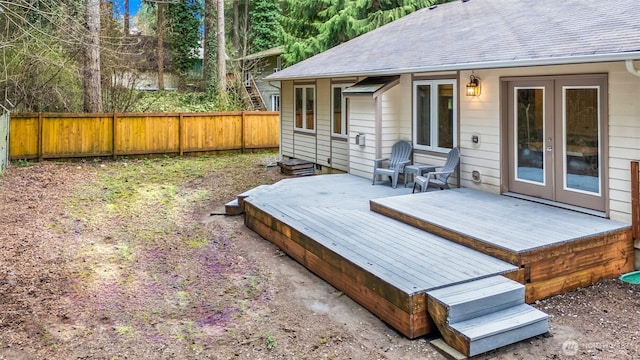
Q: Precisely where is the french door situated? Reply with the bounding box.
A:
[506,75,607,211]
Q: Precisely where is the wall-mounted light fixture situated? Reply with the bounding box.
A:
[466,74,480,96]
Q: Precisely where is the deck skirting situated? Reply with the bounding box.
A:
[240,175,633,340]
[244,202,433,338]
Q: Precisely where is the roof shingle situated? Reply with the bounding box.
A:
[268,0,640,80]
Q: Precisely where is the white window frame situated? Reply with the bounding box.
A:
[270,94,280,111]
[294,85,316,133]
[331,84,349,138]
[412,79,458,153]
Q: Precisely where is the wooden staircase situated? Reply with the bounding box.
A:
[242,77,266,110]
[427,276,548,357]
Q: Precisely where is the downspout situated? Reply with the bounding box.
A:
[626,60,640,77]
[267,80,283,161]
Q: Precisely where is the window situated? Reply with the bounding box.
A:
[331,85,349,137]
[295,85,315,131]
[413,79,457,152]
[271,94,280,111]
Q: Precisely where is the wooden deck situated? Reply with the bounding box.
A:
[242,174,634,339]
[371,188,634,302]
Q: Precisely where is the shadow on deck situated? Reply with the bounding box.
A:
[237,174,633,355]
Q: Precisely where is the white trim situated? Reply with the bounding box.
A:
[561,85,602,196]
[412,79,458,153]
[267,52,640,81]
[293,85,316,133]
[513,86,547,187]
[270,94,280,111]
[331,84,351,138]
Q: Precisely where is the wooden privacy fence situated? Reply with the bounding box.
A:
[9,111,279,160]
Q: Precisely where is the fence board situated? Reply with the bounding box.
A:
[10,116,39,159]
[182,113,242,152]
[0,111,8,171]
[244,112,280,149]
[43,115,113,157]
[9,112,279,160]
[116,114,180,155]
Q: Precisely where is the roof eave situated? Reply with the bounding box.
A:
[266,52,640,81]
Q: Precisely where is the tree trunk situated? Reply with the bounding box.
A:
[203,0,215,87]
[124,0,130,34]
[217,0,226,99]
[157,2,164,90]
[84,0,102,112]
[242,0,249,57]
[233,0,239,53]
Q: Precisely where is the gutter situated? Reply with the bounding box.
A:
[266,52,640,81]
[626,60,640,77]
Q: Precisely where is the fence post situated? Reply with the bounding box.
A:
[241,111,246,154]
[38,113,44,161]
[112,113,118,160]
[632,161,639,240]
[179,113,184,156]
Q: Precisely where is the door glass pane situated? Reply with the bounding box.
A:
[295,88,303,128]
[437,84,454,148]
[515,88,545,184]
[332,87,342,135]
[416,85,431,146]
[564,87,599,194]
[305,87,315,130]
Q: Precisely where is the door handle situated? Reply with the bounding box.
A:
[546,146,553,152]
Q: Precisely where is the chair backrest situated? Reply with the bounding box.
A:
[436,147,460,183]
[389,140,412,169]
[442,147,460,172]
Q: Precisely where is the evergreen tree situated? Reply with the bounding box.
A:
[165,0,203,76]
[249,0,281,53]
[280,0,453,66]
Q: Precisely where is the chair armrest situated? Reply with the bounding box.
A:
[373,157,390,169]
[425,170,454,177]
[394,160,411,171]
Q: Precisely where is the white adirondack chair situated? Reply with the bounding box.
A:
[413,147,460,193]
[372,140,412,188]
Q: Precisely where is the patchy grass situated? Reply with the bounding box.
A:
[43,152,281,356]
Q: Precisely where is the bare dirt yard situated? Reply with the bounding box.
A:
[1,152,640,359]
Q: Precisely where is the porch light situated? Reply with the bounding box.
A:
[466,74,480,96]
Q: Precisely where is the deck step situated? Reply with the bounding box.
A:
[427,276,548,357]
[451,304,548,357]
[224,199,243,215]
[237,184,273,211]
[428,275,524,323]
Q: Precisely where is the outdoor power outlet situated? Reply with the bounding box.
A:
[472,134,479,144]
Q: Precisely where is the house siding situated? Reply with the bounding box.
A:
[348,96,377,179]
[458,62,640,222]
[280,81,294,158]
[254,56,281,111]
[278,62,640,222]
[330,139,349,171]
[316,79,331,167]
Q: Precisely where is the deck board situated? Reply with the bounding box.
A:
[248,174,517,294]
[372,188,629,253]
[243,174,633,338]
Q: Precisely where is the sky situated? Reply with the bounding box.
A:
[114,0,143,17]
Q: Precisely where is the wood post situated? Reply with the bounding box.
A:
[241,111,246,153]
[179,113,184,156]
[632,161,639,240]
[112,113,118,159]
[37,113,43,161]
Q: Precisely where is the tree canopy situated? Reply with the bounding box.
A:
[280,0,452,66]
[0,0,456,113]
